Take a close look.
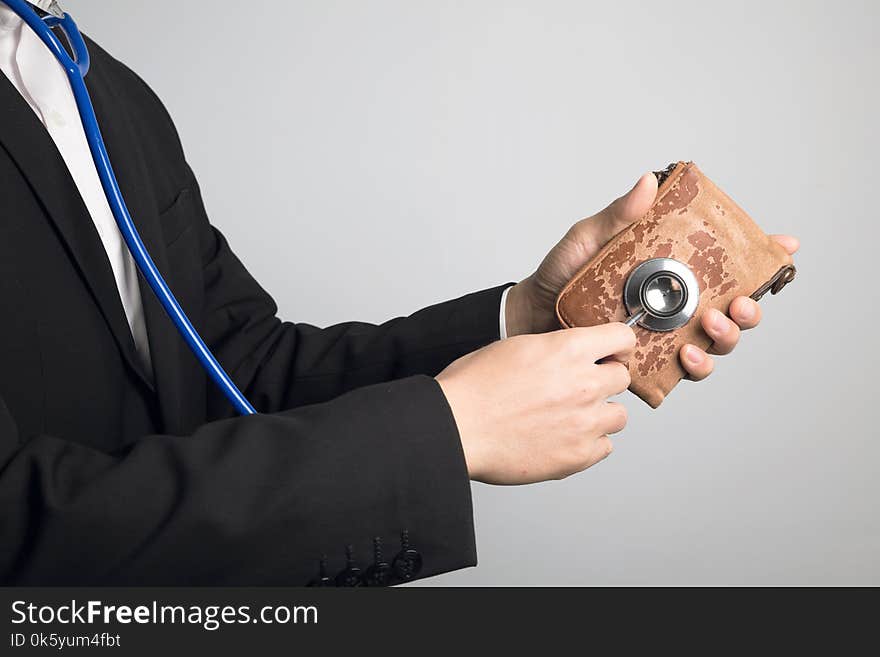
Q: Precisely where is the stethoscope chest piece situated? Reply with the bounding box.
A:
[624,258,700,331]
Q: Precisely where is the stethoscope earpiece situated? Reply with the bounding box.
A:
[624,258,700,331]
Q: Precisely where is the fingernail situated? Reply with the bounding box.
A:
[710,309,727,334]
[684,346,703,365]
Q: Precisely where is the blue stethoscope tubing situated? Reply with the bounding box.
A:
[5,0,257,415]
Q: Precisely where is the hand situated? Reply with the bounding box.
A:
[504,173,800,380]
[436,323,635,484]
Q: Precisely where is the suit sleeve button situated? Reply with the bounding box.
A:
[391,530,423,582]
[306,556,333,587]
[334,545,363,587]
[362,537,392,587]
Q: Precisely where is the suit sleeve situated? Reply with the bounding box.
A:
[183,167,509,416]
[106,46,509,414]
[0,373,476,585]
[0,46,501,586]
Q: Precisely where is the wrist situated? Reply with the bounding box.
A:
[503,281,531,337]
[504,278,558,336]
[436,373,487,481]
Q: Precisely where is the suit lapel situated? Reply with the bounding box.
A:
[0,28,191,432]
[0,71,156,392]
[83,54,187,434]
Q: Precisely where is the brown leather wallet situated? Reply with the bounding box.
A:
[555,161,796,408]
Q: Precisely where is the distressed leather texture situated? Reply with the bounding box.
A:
[556,162,795,408]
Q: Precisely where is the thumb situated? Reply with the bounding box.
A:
[576,173,658,251]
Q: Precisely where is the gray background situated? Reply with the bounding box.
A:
[65,0,877,585]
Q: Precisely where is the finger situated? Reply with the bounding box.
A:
[558,323,636,363]
[599,401,628,435]
[569,173,658,252]
[701,308,740,355]
[595,172,658,243]
[771,234,799,255]
[594,361,631,397]
[729,296,762,330]
[580,322,637,362]
[561,433,615,479]
[586,435,614,468]
[681,345,715,381]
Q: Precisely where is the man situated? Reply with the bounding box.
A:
[0,3,798,585]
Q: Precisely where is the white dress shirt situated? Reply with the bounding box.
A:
[0,2,153,372]
[0,2,509,375]
[498,286,510,339]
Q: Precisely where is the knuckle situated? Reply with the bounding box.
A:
[621,364,632,388]
[552,453,583,480]
[546,381,573,407]
[602,436,614,456]
[573,326,601,354]
[603,439,614,458]
[552,330,577,358]
[588,436,613,466]
[568,217,595,239]
[608,404,628,432]
[564,222,584,242]
[580,377,600,400]
[552,467,577,481]
[576,436,598,461]
[565,331,588,358]
[618,323,637,349]
[607,361,631,390]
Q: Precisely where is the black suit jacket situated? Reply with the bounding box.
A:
[0,34,506,585]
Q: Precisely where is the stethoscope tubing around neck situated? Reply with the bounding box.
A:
[4,0,257,415]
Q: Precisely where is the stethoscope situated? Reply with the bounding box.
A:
[623,257,701,331]
[6,0,257,414]
[7,1,703,415]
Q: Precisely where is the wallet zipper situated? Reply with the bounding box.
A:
[653,162,680,188]
[751,264,797,300]
[653,161,796,301]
